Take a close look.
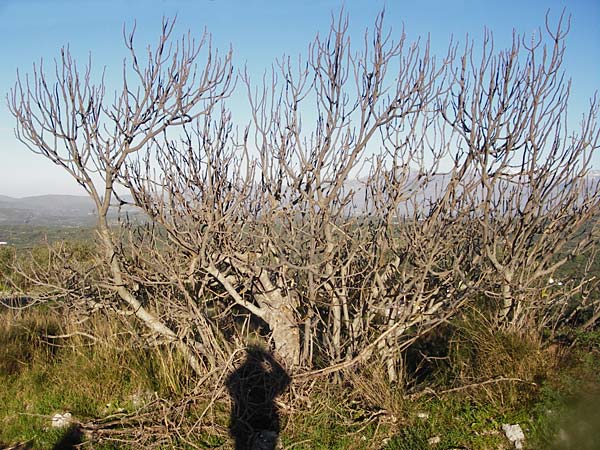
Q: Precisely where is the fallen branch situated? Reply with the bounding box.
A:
[406,376,537,401]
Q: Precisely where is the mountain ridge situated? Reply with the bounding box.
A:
[2,170,598,227]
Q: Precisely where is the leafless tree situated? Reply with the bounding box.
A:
[442,14,600,332]
[7,12,599,384]
[9,18,234,374]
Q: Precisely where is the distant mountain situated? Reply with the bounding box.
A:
[1,169,597,226]
[0,195,18,203]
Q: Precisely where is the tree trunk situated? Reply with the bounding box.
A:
[97,221,205,376]
[254,271,301,367]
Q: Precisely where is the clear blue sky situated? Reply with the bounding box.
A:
[1,0,598,196]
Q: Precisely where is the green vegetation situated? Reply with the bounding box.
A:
[0,305,199,449]
[0,225,94,249]
[3,8,599,448]
[1,284,599,448]
[0,222,598,449]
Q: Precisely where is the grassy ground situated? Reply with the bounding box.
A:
[1,305,599,449]
[0,307,177,449]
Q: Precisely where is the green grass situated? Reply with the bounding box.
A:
[383,398,526,449]
[527,329,600,450]
[1,296,599,449]
[279,386,386,449]
[0,308,172,449]
[382,325,600,450]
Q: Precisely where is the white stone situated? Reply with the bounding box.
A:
[126,390,156,409]
[417,411,429,419]
[502,423,525,449]
[428,435,441,445]
[51,412,72,428]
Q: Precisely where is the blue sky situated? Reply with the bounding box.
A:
[0,0,598,196]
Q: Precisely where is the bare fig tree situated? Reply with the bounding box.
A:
[8,19,234,374]
[117,13,472,378]
[442,15,600,332]
[7,12,599,382]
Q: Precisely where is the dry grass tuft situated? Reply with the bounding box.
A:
[448,310,555,406]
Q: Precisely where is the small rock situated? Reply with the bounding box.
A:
[51,412,72,428]
[130,390,155,408]
[417,411,429,419]
[502,423,525,449]
[428,435,441,445]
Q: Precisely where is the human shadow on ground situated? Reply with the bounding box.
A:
[51,424,83,450]
[226,347,291,450]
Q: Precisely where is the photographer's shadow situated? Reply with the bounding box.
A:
[226,347,290,450]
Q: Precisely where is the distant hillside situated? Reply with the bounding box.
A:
[1,170,597,226]
[0,195,138,227]
[0,195,95,226]
[0,195,18,203]
[0,224,95,248]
